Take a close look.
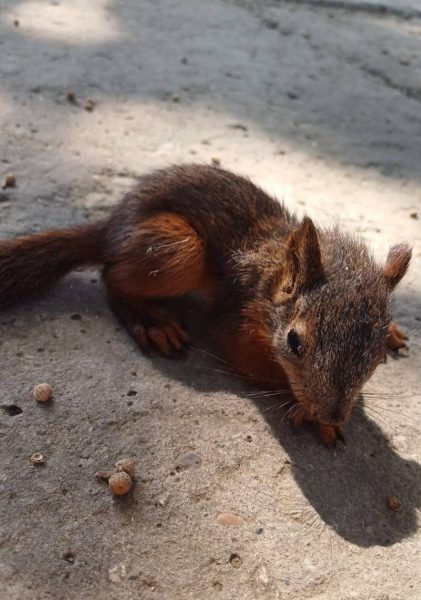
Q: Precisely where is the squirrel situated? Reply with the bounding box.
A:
[0,164,411,446]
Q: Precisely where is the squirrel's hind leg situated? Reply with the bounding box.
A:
[103,212,213,356]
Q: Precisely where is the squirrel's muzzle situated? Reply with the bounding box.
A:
[316,404,347,427]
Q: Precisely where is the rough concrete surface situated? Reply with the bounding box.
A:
[0,1,420,599]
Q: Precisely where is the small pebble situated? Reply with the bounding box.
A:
[84,99,96,112]
[109,472,132,496]
[62,551,75,564]
[31,452,45,464]
[211,157,221,166]
[33,383,53,403]
[387,495,401,511]
[109,563,126,583]
[410,212,418,220]
[66,90,76,103]
[2,175,16,189]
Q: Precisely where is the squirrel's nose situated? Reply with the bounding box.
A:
[319,405,346,426]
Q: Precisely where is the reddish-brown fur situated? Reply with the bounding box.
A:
[104,212,213,299]
[0,164,411,446]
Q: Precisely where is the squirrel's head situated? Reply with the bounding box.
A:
[271,217,411,427]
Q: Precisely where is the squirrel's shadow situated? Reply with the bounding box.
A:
[5,276,421,548]
[152,295,421,548]
[160,349,421,548]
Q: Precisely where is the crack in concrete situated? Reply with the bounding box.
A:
[361,64,421,103]
[282,0,421,20]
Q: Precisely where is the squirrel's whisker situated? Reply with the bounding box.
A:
[242,390,293,397]
[282,404,297,424]
[363,401,419,423]
[261,400,295,415]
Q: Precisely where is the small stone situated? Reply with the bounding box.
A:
[155,492,170,507]
[2,175,16,189]
[62,551,75,564]
[216,513,245,527]
[31,452,46,464]
[66,90,76,103]
[410,212,418,220]
[387,495,401,511]
[211,157,221,166]
[84,99,96,112]
[33,383,53,403]
[109,563,126,583]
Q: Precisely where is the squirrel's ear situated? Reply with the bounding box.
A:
[286,217,324,292]
[383,243,411,289]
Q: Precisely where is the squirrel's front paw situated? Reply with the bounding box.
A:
[318,424,345,448]
[387,322,408,352]
[133,318,191,358]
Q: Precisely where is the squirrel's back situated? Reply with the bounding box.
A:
[107,164,295,259]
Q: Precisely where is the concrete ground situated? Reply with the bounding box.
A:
[0,0,420,598]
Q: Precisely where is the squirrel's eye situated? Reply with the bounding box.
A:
[287,329,302,356]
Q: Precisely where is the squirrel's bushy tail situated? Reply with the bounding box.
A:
[0,220,107,309]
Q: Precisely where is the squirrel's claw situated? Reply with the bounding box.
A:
[288,407,346,448]
[108,295,191,358]
[318,424,345,448]
[387,322,408,352]
[134,321,190,358]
